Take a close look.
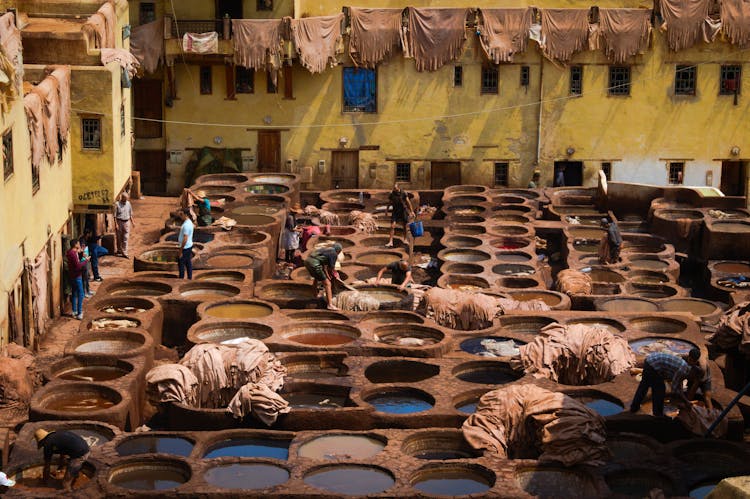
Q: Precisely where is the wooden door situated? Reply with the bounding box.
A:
[134,150,167,194]
[331,151,359,188]
[133,79,163,138]
[431,161,461,189]
[257,131,281,172]
[721,161,746,196]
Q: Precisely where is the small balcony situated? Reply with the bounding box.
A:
[164,16,234,58]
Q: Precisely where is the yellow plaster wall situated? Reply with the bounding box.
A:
[538,33,750,189]
[68,65,132,206]
[0,85,72,345]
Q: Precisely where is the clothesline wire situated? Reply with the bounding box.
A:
[56,40,750,129]
[168,0,197,90]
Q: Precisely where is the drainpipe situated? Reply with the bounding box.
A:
[536,54,543,171]
[704,379,750,437]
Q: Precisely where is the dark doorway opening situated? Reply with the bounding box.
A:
[216,0,242,18]
[135,150,167,195]
[721,160,747,196]
[554,161,583,186]
[431,161,461,189]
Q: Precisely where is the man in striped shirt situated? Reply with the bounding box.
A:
[629,349,702,417]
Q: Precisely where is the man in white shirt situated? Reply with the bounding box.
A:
[177,208,194,279]
[113,192,135,257]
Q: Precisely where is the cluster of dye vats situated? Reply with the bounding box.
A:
[7,176,750,497]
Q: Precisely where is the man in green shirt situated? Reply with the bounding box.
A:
[304,243,343,310]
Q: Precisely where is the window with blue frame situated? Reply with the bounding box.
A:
[343,67,376,113]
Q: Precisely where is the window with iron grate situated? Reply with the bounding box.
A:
[2,129,12,181]
[494,162,509,186]
[236,67,254,94]
[82,118,101,150]
[720,65,741,95]
[668,162,684,185]
[608,66,631,96]
[674,65,697,96]
[396,162,411,182]
[481,66,499,94]
[454,65,463,87]
[570,66,582,95]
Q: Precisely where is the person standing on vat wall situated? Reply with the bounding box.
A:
[386,183,414,248]
[629,349,702,417]
[113,192,135,258]
[177,208,194,280]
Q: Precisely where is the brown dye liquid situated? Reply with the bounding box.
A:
[361,290,404,303]
[207,303,272,318]
[512,292,561,306]
[110,468,186,490]
[495,253,531,262]
[14,471,90,492]
[287,333,355,346]
[207,255,253,267]
[444,252,488,262]
[46,395,115,412]
[600,299,659,312]
[588,269,624,283]
[232,205,279,215]
[112,287,167,297]
[230,213,276,226]
[58,366,127,382]
[630,259,669,270]
[714,262,750,273]
[447,284,481,291]
[180,291,232,302]
[359,253,401,265]
[298,435,385,460]
[661,299,717,315]
[714,222,750,231]
[75,340,139,354]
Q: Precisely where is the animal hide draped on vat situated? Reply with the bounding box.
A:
[540,9,590,63]
[318,210,340,226]
[226,383,290,425]
[711,301,750,352]
[462,384,609,466]
[348,210,377,233]
[722,0,750,47]
[145,364,199,406]
[179,343,229,408]
[514,322,635,385]
[348,7,403,68]
[657,0,712,50]
[232,19,283,74]
[332,290,381,311]
[556,269,592,295]
[598,9,652,63]
[129,19,164,74]
[402,7,470,72]
[290,14,344,74]
[677,403,727,437]
[477,8,533,63]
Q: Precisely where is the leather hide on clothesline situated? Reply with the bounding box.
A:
[598,8,652,63]
[478,8,533,63]
[130,19,165,75]
[721,0,750,47]
[232,19,283,74]
[402,7,470,72]
[540,9,591,64]
[290,14,344,74]
[348,7,403,68]
[657,0,711,51]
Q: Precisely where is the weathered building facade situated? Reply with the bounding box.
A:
[129,0,749,199]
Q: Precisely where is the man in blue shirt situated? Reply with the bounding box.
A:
[630,349,701,417]
[177,208,194,280]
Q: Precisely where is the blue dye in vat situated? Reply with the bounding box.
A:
[456,368,517,384]
[116,437,193,457]
[689,483,717,498]
[367,395,433,414]
[413,474,492,496]
[304,465,394,495]
[203,438,289,459]
[204,463,289,490]
[457,402,478,414]
[582,398,624,417]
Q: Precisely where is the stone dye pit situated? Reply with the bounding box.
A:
[12,178,750,498]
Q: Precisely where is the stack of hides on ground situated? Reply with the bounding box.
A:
[710,301,750,352]
[514,322,635,385]
[146,339,289,425]
[332,290,380,311]
[420,288,549,330]
[462,384,609,466]
[348,210,377,233]
[556,269,593,295]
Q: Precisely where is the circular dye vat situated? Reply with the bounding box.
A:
[402,433,480,460]
[74,338,143,355]
[10,463,94,492]
[109,461,189,491]
[45,394,116,412]
[179,284,239,302]
[353,286,407,305]
[246,183,289,194]
[714,262,750,274]
[412,465,494,496]
[655,209,704,220]
[441,249,491,263]
[285,310,349,321]
[283,324,361,346]
[69,427,114,447]
[660,298,720,316]
[492,263,535,276]
[629,317,687,334]
[365,360,439,383]
[304,465,394,495]
[573,239,599,253]
[373,325,444,347]
[690,481,722,498]
[574,396,624,416]
[597,297,659,313]
[674,441,750,475]
[460,337,524,357]
[298,435,385,460]
[204,438,289,459]
[442,236,483,248]
[713,221,750,231]
[190,323,273,343]
[57,365,131,382]
[497,316,556,334]
[206,254,254,268]
[441,262,484,274]
[629,258,670,271]
[517,467,598,498]
[194,271,245,283]
[453,362,520,385]
[566,318,625,334]
[285,392,348,409]
[605,469,675,497]
[365,389,435,414]
[606,436,659,461]
[585,268,625,283]
[457,401,478,414]
[357,251,403,266]
[204,302,273,319]
[116,436,193,457]
[630,337,696,356]
[495,252,533,263]
[108,281,172,297]
[204,463,289,490]
[510,291,563,307]
[360,311,424,324]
